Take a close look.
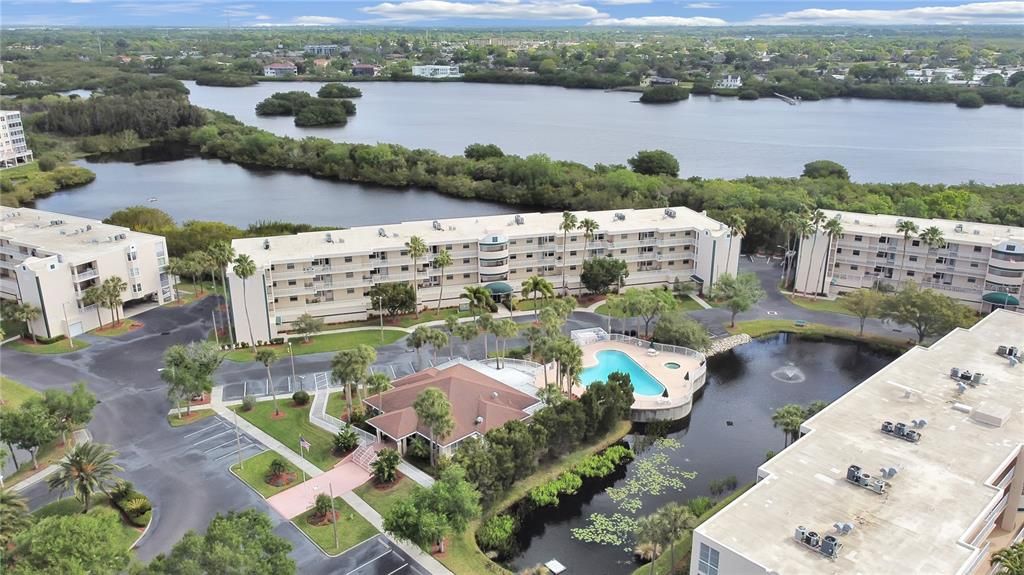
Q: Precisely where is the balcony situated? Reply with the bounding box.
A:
[75,268,99,282]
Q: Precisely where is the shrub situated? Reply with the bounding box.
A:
[241,395,256,412]
[738,89,759,101]
[687,496,714,517]
[639,85,690,103]
[110,480,135,504]
[37,156,58,172]
[332,425,359,455]
[317,83,362,99]
[371,448,401,484]
[956,91,984,108]
[408,436,431,460]
[266,458,288,481]
[477,514,519,558]
[652,312,711,351]
[528,472,583,507]
[292,390,310,405]
[123,495,152,519]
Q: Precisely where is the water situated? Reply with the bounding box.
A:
[581,350,666,397]
[507,334,894,573]
[184,80,1024,184]
[33,151,518,227]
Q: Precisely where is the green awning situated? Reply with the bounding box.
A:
[484,282,513,295]
[982,292,1020,306]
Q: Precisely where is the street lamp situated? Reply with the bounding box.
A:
[287,341,297,391]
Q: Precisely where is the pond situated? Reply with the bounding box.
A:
[505,334,894,574]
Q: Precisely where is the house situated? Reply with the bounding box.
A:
[411,65,461,79]
[313,58,331,71]
[641,75,679,87]
[263,62,297,77]
[713,75,743,89]
[364,361,542,456]
[351,63,380,77]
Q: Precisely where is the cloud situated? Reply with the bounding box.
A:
[68,0,93,4]
[686,2,720,7]
[750,1,1024,25]
[362,0,606,22]
[589,15,727,26]
[599,0,652,5]
[114,2,206,16]
[251,15,350,26]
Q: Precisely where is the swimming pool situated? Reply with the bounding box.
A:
[580,350,667,396]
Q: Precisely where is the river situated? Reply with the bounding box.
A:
[506,334,893,574]
[183,80,1024,185]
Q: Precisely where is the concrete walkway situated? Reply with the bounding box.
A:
[8,429,91,493]
[341,491,454,575]
[266,461,370,519]
[209,401,323,480]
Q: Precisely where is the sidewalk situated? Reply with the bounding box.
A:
[209,402,323,479]
[9,429,92,492]
[342,491,454,575]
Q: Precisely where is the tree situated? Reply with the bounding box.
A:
[559,211,579,295]
[819,216,844,296]
[292,313,323,344]
[464,143,505,160]
[725,213,746,274]
[491,318,519,369]
[406,236,429,317]
[413,388,454,467]
[713,273,765,328]
[580,257,629,295]
[162,342,223,417]
[801,210,827,295]
[956,92,984,108]
[772,404,806,446]
[895,218,920,286]
[4,402,55,470]
[82,285,109,328]
[919,225,946,252]
[332,425,359,455]
[331,345,376,422]
[0,489,31,549]
[620,288,677,337]
[371,447,401,485]
[634,515,667,575]
[578,217,600,294]
[655,503,696,573]
[639,85,690,103]
[382,464,481,554]
[104,205,175,233]
[802,160,849,180]
[11,510,130,575]
[628,149,679,176]
[370,282,417,317]
[407,326,433,370]
[460,285,494,319]
[455,322,480,360]
[317,83,362,98]
[433,249,453,310]
[11,303,41,344]
[207,240,236,343]
[880,283,975,343]
[443,313,461,357]
[843,289,884,335]
[40,382,97,445]
[140,509,295,575]
[652,311,711,351]
[521,275,554,318]
[255,349,281,416]
[365,372,391,415]
[47,442,122,512]
[101,276,128,325]
[232,253,258,349]
[992,542,1024,575]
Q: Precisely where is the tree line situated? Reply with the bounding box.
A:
[255,91,356,127]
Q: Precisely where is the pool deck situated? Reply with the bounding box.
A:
[535,339,707,422]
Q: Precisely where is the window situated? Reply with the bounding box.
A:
[346,272,354,278]
[836,248,843,254]
[912,240,921,247]
[526,267,533,273]
[288,280,296,286]
[620,249,627,254]
[289,296,298,302]
[876,252,886,258]
[347,288,355,294]
[967,278,976,283]
[569,266,577,271]
[852,250,861,256]
[878,236,888,244]
[132,282,143,294]
[401,265,409,272]
[463,259,470,264]
[669,232,676,237]
[854,235,863,242]
[446,274,453,280]
[287,263,295,269]
[463,244,470,249]
[344,256,353,263]
[909,256,918,262]
[463,273,471,279]
[850,265,859,271]
[906,271,915,277]
[974,245,983,252]
[126,251,137,262]
[669,247,676,252]
[570,251,577,256]
[1007,245,1018,252]
[526,238,534,244]
[971,262,979,268]
[874,266,883,273]
[698,543,719,575]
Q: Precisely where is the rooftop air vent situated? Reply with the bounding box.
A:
[325,233,333,243]
[86,225,92,231]
[614,212,626,221]
[972,228,980,235]
[263,239,271,250]
[664,208,676,218]
[514,215,525,225]
[433,220,443,231]
[491,391,499,399]
[954,224,964,233]
[475,416,484,425]
[880,420,922,443]
[378,227,387,238]
[846,464,887,494]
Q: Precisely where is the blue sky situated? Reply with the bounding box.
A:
[3,0,1023,28]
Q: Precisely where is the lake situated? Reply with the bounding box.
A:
[184,80,1024,185]
[506,334,894,574]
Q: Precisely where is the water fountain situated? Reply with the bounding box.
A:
[770,362,807,383]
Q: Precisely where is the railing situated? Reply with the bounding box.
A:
[479,358,543,375]
[608,333,707,363]
[75,268,99,281]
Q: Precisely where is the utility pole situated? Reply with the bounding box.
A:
[211,310,220,346]
[288,341,297,391]
[377,292,384,343]
[62,302,74,349]
[234,410,243,470]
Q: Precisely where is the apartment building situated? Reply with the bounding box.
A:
[0,110,34,169]
[227,207,738,344]
[304,44,340,57]
[794,210,1024,312]
[692,309,1024,575]
[0,207,173,339]
[263,62,297,77]
[411,65,461,78]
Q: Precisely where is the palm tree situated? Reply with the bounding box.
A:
[331,345,376,422]
[792,218,815,292]
[818,217,844,297]
[520,323,545,361]
[780,210,806,288]
[13,303,41,343]
[801,210,826,295]
[559,211,579,296]
[406,236,428,318]
[165,257,189,304]
[919,226,945,253]
[634,515,667,575]
[896,219,920,286]
[656,503,696,571]
[255,349,281,416]
[455,322,479,360]
[772,404,806,447]
[432,249,453,312]
[725,213,746,275]
[477,312,494,360]
[578,217,599,295]
[460,285,493,320]
[47,442,123,512]
[412,388,454,467]
[991,542,1024,575]
[444,313,460,358]
[0,489,31,548]
[521,275,554,318]
[232,254,258,351]
[492,318,519,369]
[407,325,432,370]
[102,276,128,326]
[364,372,391,415]
[208,241,237,344]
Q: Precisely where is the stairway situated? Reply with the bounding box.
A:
[351,443,380,472]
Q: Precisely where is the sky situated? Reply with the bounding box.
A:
[2,0,1023,28]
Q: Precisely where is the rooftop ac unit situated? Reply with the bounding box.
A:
[263,239,271,250]
[664,208,676,218]
[432,220,443,231]
[954,224,964,233]
[614,212,626,221]
[514,215,525,225]
[325,233,333,243]
[378,227,387,238]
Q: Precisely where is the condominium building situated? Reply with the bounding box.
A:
[0,110,34,169]
[263,62,297,77]
[304,44,340,57]
[794,210,1024,312]
[411,65,461,78]
[0,207,173,339]
[227,207,739,344]
[692,309,1024,575]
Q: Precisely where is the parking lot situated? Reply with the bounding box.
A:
[180,416,264,465]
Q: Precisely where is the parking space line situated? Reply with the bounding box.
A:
[203,438,242,453]
[183,420,225,439]
[214,445,263,462]
[385,563,408,575]
[345,544,392,575]
[190,429,233,446]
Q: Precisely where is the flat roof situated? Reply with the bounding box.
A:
[697,309,1024,574]
[232,206,726,267]
[0,207,162,263]
[821,209,1024,246]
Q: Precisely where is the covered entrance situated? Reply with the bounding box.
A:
[982,292,1020,313]
[485,281,514,308]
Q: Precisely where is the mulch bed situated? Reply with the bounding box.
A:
[189,393,210,406]
[370,471,406,491]
[306,510,339,526]
[265,471,297,487]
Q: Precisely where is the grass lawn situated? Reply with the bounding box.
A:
[353,476,418,517]
[595,296,702,317]
[292,497,378,556]
[232,401,340,471]
[166,409,217,427]
[1,376,40,412]
[33,494,143,551]
[224,329,405,362]
[784,294,861,316]
[92,318,143,337]
[7,337,89,355]
[5,437,71,486]
[231,450,307,498]
[727,320,913,352]
[169,280,224,307]
[514,297,574,312]
[326,392,347,421]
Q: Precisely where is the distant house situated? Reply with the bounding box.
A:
[641,75,679,87]
[304,44,339,57]
[313,58,331,70]
[364,361,542,456]
[351,63,380,77]
[263,62,297,77]
[411,65,461,79]
[713,75,743,89]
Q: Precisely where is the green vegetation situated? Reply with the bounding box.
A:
[166,409,216,427]
[639,85,690,104]
[293,496,378,555]
[785,294,858,315]
[6,337,88,354]
[232,401,340,471]
[318,83,363,99]
[0,377,40,412]
[91,318,143,337]
[22,499,139,570]
[727,319,912,353]
[354,476,418,517]
[256,91,356,127]
[0,161,96,207]
[652,312,711,351]
[231,450,307,498]
[223,329,404,362]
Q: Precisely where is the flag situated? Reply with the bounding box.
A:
[299,436,311,451]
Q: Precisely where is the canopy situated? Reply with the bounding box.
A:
[982,292,1020,306]
[484,281,513,295]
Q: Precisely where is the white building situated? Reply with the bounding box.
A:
[793,210,1024,312]
[411,65,461,79]
[692,309,1024,575]
[263,62,297,77]
[0,111,33,169]
[713,75,743,89]
[0,207,173,339]
[226,207,740,344]
[304,44,339,57]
